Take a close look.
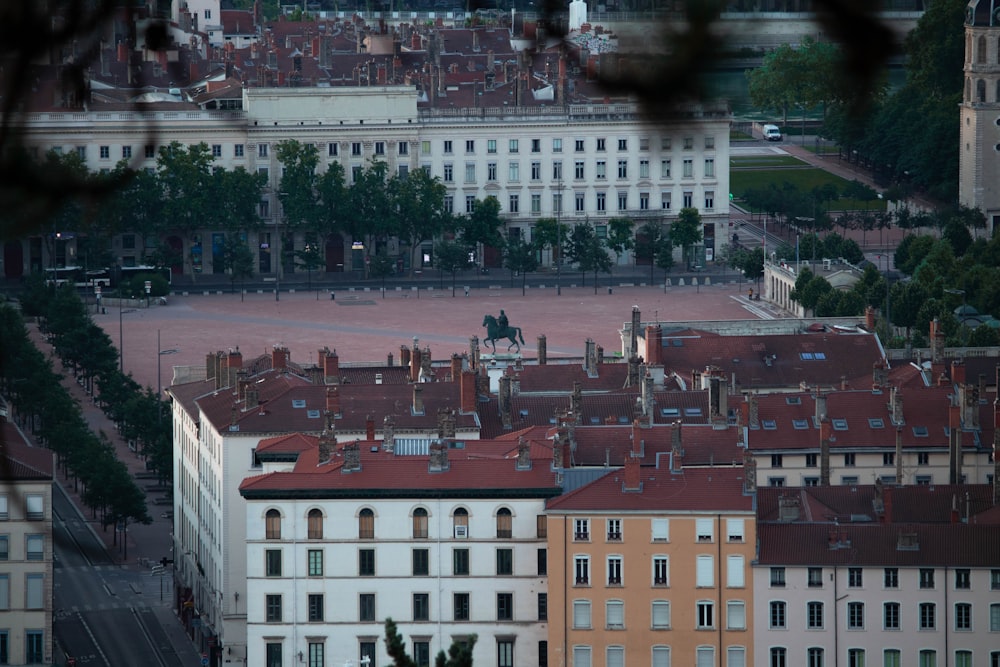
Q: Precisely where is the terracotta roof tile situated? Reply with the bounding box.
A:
[0,421,54,479]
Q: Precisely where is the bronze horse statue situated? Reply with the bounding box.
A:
[482,314,525,354]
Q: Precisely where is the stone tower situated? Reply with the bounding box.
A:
[959,0,1000,234]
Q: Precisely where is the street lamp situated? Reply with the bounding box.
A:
[157,328,179,422]
[554,179,564,296]
[144,280,151,308]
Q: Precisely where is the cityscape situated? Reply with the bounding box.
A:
[1,1,1000,667]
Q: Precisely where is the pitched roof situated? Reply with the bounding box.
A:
[545,466,753,513]
[0,421,54,480]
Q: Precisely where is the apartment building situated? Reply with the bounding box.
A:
[238,438,561,667]
[545,455,756,667]
[0,421,55,666]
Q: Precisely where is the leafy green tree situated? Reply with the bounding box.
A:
[747,43,807,128]
[157,142,216,236]
[294,241,325,292]
[393,169,451,275]
[384,617,475,667]
[941,218,973,257]
[532,217,569,273]
[634,221,669,283]
[276,140,322,234]
[606,217,635,273]
[503,237,539,295]
[216,166,266,234]
[368,250,395,292]
[316,161,349,240]
[736,247,765,293]
[894,234,935,276]
[455,195,503,270]
[219,234,256,294]
[384,618,417,667]
[434,238,472,294]
[346,161,394,270]
[793,273,834,314]
[669,207,703,269]
[99,162,163,264]
[568,223,613,293]
[967,324,1000,346]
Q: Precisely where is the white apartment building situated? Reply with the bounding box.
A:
[0,425,55,666]
[239,439,561,667]
[7,84,729,280]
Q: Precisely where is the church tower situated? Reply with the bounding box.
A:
[960,0,1000,235]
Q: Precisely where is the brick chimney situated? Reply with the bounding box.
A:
[342,439,361,472]
[317,430,335,465]
[895,426,903,483]
[469,335,480,370]
[327,385,341,418]
[631,419,644,457]
[929,317,945,366]
[410,343,422,382]
[272,345,288,370]
[645,325,662,365]
[949,403,962,484]
[570,381,582,423]
[412,384,424,415]
[889,385,904,425]
[623,454,641,491]
[742,449,757,494]
[872,359,888,391]
[516,436,531,470]
[366,414,375,441]
[400,344,411,368]
[583,339,596,377]
[225,348,242,389]
[951,359,966,385]
[629,306,641,358]
[537,335,547,365]
[245,385,259,410]
[460,368,476,412]
[382,415,396,453]
[437,408,457,439]
[748,393,760,429]
[820,418,832,486]
[450,354,462,381]
[499,375,512,430]
[814,389,827,422]
[429,441,449,472]
[323,348,340,385]
[864,305,876,331]
[670,421,683,473]
[641,370,654,425]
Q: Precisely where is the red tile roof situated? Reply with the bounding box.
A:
[546,466,754,512]
[0,421,54,479]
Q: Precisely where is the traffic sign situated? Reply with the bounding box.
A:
[201,654,209,666]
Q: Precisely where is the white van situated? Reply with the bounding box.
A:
[763,124,782,141]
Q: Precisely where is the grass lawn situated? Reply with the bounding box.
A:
[730,155,808,168]
[730,166,887,212]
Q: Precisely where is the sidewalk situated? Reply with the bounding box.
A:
[25,324,203,666]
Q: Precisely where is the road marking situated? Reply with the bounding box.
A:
[77,613,112,667]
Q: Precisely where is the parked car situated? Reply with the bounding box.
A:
[763,124,783,141]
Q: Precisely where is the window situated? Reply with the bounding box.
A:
[308,593,324,622]
[682,191,693,207]
[573,647,591,667]
[553,138,562,153]
[727,555,745,588]
[413,593,430,621]
[307,642,325,667]
[770,601,786,628]
[414,642,430,667]
[847,649,865,667]
[413,508,428,538]
[496,548,513,575]
[653,556,669,585]
[266,594,282,622]
[534,592,547,621]
[617,138,627,151]
[808,601,824,629]
[465,163,476,183]
[918,452,930,465]
[0,495,6,520]
[359,593,376,621]
[920,568,935,589]
[597,138,606,151]
[26,534,43,561]
[99,145,110,159]
[651,600,670,629]
[465,196,475,213]
[883,452,895,466]
[304,508,323,539]
[465,140,475,153]
[696,648,714,667]
[573,600,591,629]
[920,602,936,629]
[574,519,590,541]
[575,555,590,585]
[445,592,468,622]
[883,649,900,667]
[696,555,714,587]
[682,159,693,178]
[955,602,971,630]
[808,567,823,587]
[595,160,606,179]
[652,518,669,541]
[0,536,6,561]
[453,548,470,575]
[727,519,745,542]
[848,568,863,588]
[640,192,649,210]
[705,159,715,178]
[413,548,429,576]
[531,193,541,213]
[606,600,624,629]
[697,601,715,629]
[884,602,900,629]
[652,647,670,667]
[358,508,375,539]
[770,648,787,667]
[496,508,513,538]
[265,509,281,539]
[727,600,746,630]
[770,567,786,587]
[661,192,671,209]
[25,631,43,664]
[574,160,585,179]
[955,651,972,667]
[617,160,628,178]
[804,452,818,467]
[498,640,515,667]
[531,161,542,180]
[991,602,1000,630]
[607,556,622,585]
[639,159,650,178]
[537,548,547,575]
[488,162,498,181]
[0,574,6,610]
[705,191,714,209]
[258,143,269,158]
[884,568,898,588]
[844,453,856,467]
[919,650,936,667]
[443,164,454,182]
[848,601,864,629]
[955,568,970,589]
[695,518,713,542]
[508,139,519,153]
[359,548,375,576]
[265,549,282,576]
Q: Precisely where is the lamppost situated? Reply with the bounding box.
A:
[144,280,151,308]
[555,179,563,296]
[157,329,179,423]
[275,191,289,302]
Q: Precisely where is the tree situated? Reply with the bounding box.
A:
[566,223,613,293]
[669,207,703,269]
[532,218,569,273]
[157,142,216,237]
[215,166,266,234]
[634,221,669,283]
[503,237,539,295]
[384,618,476,667]
[967,324,1000,347]
[294,242,325,293]
[606,217,635,274]
[276,140,322,236]
[393,169,452,275]
[346,161,395,273]
[220,234,256,294]
[747,43,807,128]
[456,195,503,271]
[368,250,395,293]
[434,238,472,295]
[894,234,936,276]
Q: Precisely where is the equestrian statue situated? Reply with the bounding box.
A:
[482,309,525,354]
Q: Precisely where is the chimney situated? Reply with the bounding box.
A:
[748,393,760,429]
[596,345,604,365]
[570,381,582,424]
[890,385,904,425]
[864,305,876,331]
[516,436,531,470]
[537,335,547,365]
[644,325,662,365]
[629,306,640,358]
[814,389,827,422]
[778,495,801,522]
[400,344,411,368]
[631,419,644,457]
[872,359,888,391]
[410,342,422,382]
[454,368,474,413]
[623,454,641,491]
[318,430,335,465]
[437,408,457,439]
[366,414,376,441]
[883,484,893,522]
[327,385,341,419]
[949,403,962,484]
[895,426,903,483]
[469,335,480,370]
[420,345,433,382]
[412,384,424,415]
[382,415,396,453]
[670,421,683,473]
[342,439,361,472]
[246,386,259,410]
[584,339,596,377]
[706,367,728,426]
[450,354,462,381]
[323,348,340,384]
[429,440,449,472]
[641,371,654,425]
[308,365,324,385]
[820,418,832,486]
[742,449,757,493]
[272,345,289,370]
[226,348,242,388]
[930,317,945,365]
[951,359,966,386]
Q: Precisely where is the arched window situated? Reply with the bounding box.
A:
[978,78,987,103]
[978,35,988,64]
[265,509,281,540]
[359,508,375,539]
[307,508,323,539]
[453,507,469,537]
[413,507,429,538]
[497,507,513,538]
